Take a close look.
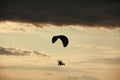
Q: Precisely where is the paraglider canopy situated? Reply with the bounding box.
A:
[52,35,69,47]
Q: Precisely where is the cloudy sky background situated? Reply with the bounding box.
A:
[0,0,120,80]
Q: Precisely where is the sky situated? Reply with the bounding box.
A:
[0,0,120,80]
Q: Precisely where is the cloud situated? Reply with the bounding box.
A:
[0,73,7,80]
[0,46,50,57]
[72,57,120,65]
[0,65,79,72]
[33,51,50,57]
[0,0,120,27]
[71,42,112,50]
[44,73,53,76]
[0,21,36,33]
[0,64,8,80]
[93,57,120,64]
[67,75,99,80]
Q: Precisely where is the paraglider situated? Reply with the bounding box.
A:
[52,35,69,47]
[52,35,69,66]
[57,60,65,66]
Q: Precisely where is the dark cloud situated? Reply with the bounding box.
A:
[0,0,120,27]
[0,46,50,57]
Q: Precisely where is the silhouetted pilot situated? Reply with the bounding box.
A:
[57,60,65,66]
